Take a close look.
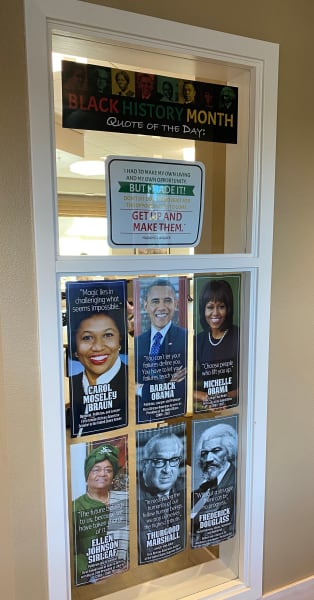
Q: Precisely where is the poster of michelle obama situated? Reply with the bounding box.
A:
[62,61,238,144]
[193,274,241,413]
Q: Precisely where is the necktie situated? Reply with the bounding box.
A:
[198,478,218,492]
[150,331,162,356]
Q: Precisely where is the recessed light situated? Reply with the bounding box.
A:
[183,147,195,161]
[70,160,105,176]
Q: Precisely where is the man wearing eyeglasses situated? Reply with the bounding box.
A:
[141,432,183,497]
[137,431,186,563]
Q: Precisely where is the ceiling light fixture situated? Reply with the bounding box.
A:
[70,160,105,176]
[183,147,195,161]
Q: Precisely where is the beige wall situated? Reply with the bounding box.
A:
[0,1,48,599]
[2,0,314,598]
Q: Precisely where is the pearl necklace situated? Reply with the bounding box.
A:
[208,329,228,346]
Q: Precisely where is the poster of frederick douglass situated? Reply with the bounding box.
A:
[71,436,129,586]
[191,415,238,548]
[136,423,186,564]
[193,274,240,412]
[66,280,128,437]
[62,61,238,144]
[133,276,188,424]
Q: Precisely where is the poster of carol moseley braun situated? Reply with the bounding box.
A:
[66,280,128,437]
[71,436,129,586]
[133,276,188,424]
[193,274,240,412]
[136,423,186,564]
[191,415,238,548]
[62,61,238,144]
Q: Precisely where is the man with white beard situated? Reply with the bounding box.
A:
[191,422,237,547]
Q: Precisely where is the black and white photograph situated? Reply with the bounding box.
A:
[136,423,186,564]
[191,416,238,547]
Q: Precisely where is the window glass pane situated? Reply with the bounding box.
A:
[53,34,252,257]
[53,27,251,600]
[61,272,243,599]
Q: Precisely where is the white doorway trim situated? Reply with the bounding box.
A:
[24,2,279,599]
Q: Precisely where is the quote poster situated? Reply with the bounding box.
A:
[191,415,238,548]
[66,280,128,437]
[193,274,240,412]
[136,423,186,564]
[133,276,188,423]
[105,156,204,248]
[71,435,129,586]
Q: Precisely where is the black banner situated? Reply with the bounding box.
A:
[62,61,238,144]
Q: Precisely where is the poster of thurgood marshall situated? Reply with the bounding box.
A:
[191,415,238,548]
[61,61,238,144]
[71,436,129,585]
[136,423,186,564]
[66,280,128,437]
[134,276,188,424]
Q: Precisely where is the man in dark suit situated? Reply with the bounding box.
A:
[137,431,186,564]
[135,279,187,423]
[191,422,237,547]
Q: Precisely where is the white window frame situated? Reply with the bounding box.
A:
[24,1,278,599]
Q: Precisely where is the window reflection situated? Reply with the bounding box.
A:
[59,217,110,255]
